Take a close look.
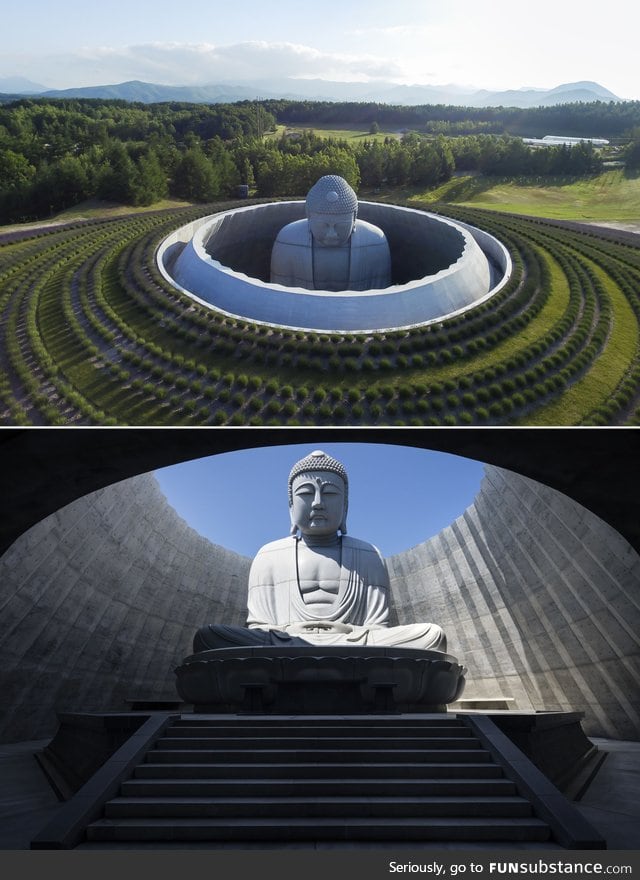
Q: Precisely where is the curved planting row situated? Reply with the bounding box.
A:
[1,200,638,426]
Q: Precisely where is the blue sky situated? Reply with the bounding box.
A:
[2,0,638,98]
[154,441,486,559]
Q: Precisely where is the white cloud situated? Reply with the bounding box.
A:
[2,40,407,89]
[3,22,637,97]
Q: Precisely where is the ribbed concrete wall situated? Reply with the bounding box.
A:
[1,465,638,744]
[0,474,250,743]
[387,466,640,740]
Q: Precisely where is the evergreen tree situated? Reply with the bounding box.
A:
[96,141,138,202]
[19,156,91,217]
[131,150,169,205]
[205,137,240,194]
[0,149,36,190]
[172,146,221,201]
[624,131,640,170]
[357,140,387,187]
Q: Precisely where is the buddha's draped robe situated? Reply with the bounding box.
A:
[269,220,392,292]
[194,536,446,652]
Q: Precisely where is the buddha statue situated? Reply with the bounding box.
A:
[194,450,446,652]
[269,175,392,292]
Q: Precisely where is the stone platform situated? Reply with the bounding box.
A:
[174,646,466,713]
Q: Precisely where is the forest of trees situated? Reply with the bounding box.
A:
[258,98,640,139]
[0,96,637,223]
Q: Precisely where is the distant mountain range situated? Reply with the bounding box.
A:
[0,76,623,108]
[0,76,48,94]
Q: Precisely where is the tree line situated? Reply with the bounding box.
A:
[258,98,640,139]
[0,99,275,220]
[0,97,629,223]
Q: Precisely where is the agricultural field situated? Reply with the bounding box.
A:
[267,123,402,143]
[406,169,640,223]
[1,197,639,427]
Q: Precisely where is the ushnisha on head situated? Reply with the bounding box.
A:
[305,175,358,247]
[288,449,349,537]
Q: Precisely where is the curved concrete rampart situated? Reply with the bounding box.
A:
[387,466,640,740]
[1,465,637,742]
[158,202,511,332]
[0,474,250,743]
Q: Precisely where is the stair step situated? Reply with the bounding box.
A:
[74,718,567,847]
[157,736,480,749]
[122,778,517,797]
[177,716,459,727]
[147,749,491,764]
[86,816,552,843]
[104,795,533,819]
[135,762,506,780]
[166,725,472,738]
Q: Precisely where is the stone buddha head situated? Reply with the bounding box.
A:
[288,449,349,537]
[305,175,358,247]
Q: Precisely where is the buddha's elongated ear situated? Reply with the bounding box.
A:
[340,494,348,535]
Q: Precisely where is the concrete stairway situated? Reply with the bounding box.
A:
[84,715,554,845]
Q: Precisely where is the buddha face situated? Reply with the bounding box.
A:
[290,470,346,536]
[308,211,355,247]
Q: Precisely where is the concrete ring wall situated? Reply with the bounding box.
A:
[0,474,251,744]
[387,466,640,740]
[1,461,638,744]
[158,202,511,333]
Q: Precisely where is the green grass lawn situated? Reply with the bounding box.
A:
[54,198,194,221]
[267,123,401,143]
[0,198,194,234]
[410,169,640,222]
[377,248,571,392]
[522,260,639,425]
